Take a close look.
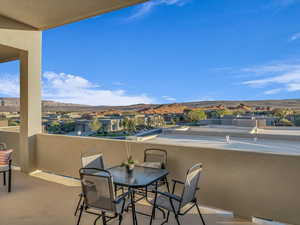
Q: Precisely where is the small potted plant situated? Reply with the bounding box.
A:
[122,155,137,173]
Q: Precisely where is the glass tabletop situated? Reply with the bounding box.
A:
[107,165,168,188]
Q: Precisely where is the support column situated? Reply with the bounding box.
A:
[19,40,42,172]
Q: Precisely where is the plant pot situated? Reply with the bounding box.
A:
[126,164,135,173]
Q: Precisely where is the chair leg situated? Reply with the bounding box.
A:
[74,194,83,216]
[118,215,123,225]
[149,205,155,225]
[94,215,101,225]
[195,204,206,225]
[165,177,170,193]
[161,211,170,225]
[174,214,181,225]
[3,172,6,186]
[76,205,84,225]
[8,170,11,193]
[157,207,166,219]
[101,212,107,225]
[169,198,181,225]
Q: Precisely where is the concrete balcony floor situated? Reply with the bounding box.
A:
[0,171,254,225]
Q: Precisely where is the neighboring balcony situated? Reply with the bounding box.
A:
[0,130,299,225]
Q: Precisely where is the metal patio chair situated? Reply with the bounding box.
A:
[81,151,105,171]
[130,149,170,219]
[135,149,170,201]
[149,163,206,225]
[74,151,105,216]
[141,148,168,170]
[141,149,170,193]
[0,148,13,193]
[76,168,129,225]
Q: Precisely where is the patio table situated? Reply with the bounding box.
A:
[107,165,169,225]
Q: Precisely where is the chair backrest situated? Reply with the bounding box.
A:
[144,148,167,169]
[79,168,116,212]
[180,163,203,206]
[0,143,7,151]
[81,151,105,169]
[0,149,13,166]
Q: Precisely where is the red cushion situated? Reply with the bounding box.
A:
[0,149,13,166]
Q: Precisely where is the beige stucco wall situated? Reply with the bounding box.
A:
[0,28,42,172]
[0,131,20,166]
[36,133,300,225]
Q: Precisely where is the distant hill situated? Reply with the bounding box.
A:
[0,97,88,112]
[138,104,188,114]
[87,99,300,113]
[0,97,300,113]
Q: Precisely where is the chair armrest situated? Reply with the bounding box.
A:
[171,179,184,194]
[172,179,184,185]
[172,179,199,191]
[114,190,131,204]
[154,190,181,202]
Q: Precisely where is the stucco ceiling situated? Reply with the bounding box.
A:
[0,0,147,30]
[0,44,19,63]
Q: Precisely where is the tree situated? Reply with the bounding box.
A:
[273,108,294,119]
[61,121,76,133]
[187,110,207,122]
[48,121,61,134]
[158,117,166,127]
[212,109,233,118]
[127,118,137,132]
[122,117,130,131]
[89,119,101,133]
[8,120,18,126]
[279,118,294,126]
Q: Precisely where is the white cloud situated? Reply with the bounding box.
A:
[162,96,176,101]
[264,88,282,95]
[0,72,154,106]
[287,83,300,91]
[243,71,300,86]
[242,62,300,94]
[129,0,191,20]
[241,64,300,74]
[0,74,19,96]
[290,32,300,41]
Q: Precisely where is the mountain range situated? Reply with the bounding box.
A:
[1,97,300,113]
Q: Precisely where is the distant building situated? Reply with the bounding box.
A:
[98,118,123,132]
[163,113,183,124]
[0,98,19,107]
[74,118,123,135]
[74,119,92,135]
[198,115,278,128]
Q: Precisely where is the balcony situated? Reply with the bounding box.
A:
[1,170,254,225]
[0,130,299,225]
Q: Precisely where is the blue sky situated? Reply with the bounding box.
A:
[1,0,300,106]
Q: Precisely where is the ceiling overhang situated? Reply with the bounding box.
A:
[0,0,148,30]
